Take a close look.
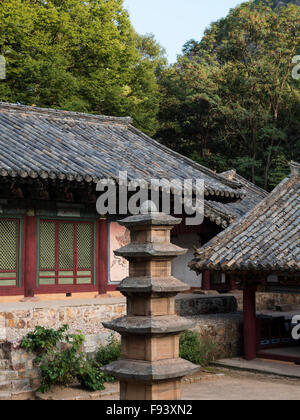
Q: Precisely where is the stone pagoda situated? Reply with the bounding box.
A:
[102,211,198,400]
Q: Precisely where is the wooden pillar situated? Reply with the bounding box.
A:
[243,284,257,361]
[202,270,211,290]
[229,275,237,291]
[102,212,198,400]
[97,217,108,296]
[21,214,39,302]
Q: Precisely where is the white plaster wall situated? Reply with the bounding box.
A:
[172,233,202,288]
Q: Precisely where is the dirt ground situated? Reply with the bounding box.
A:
[181,370,300,400]
[96,370,300,401]
[36,370,300,400]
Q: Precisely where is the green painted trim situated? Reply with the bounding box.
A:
[0,214,23,220]
[38,216,96,222]
[0,214,23,289]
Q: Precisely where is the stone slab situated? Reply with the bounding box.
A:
[175,294,238,316]
[103,315,195,335]
[115,243,187,258]
[213,357,300,379]
[118,276,190,294]
[102,358,199,381]
[0,296,126,312]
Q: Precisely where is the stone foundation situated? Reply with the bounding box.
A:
[0,298,243,396]
[232,291,300,311]
[1,291,299,398]
[0,297,126,348]
[176,294,237,316]
[190,313,243,359]
[0,297,127,396]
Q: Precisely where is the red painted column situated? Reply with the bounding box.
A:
[97,217,108,296]
[22,214,38,301]
[202,270,211,291]
[243,284,257,361]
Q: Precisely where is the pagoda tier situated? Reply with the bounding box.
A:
[102,213,198,400]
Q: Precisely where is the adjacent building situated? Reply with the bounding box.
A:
[190,162,300,362]
[0,102,266,300]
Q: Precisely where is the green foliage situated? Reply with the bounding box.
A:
[77,360,106,392]
[76,335,122,389]
[94,334,121,367]
[38,333,85,393]
[268,153,290,189]
[0,0,166,135]
[21,325,69,361]
[179,331,216,367]
[21,327,122,393]
[156,0,300,190]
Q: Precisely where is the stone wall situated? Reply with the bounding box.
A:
[233,291,300,311]
[2,291,300,398]
[256,293,300,311]
[0,297,127,395]
[175,294,237,316]
[190,313,243,359]
[0,295,244,395]
[0,297,126,350]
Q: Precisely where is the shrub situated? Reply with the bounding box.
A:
[77,360,106,392]
[39,344,84,393]
[93,334,121,382]
[179,331,216,367]
[21,326,90,393]
[21,325,69,361]
[94,335,121,367]
[21,327,119,393]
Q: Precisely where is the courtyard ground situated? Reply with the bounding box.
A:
[88,369,300,401]
[181,370,300,400]
[35,364,300,401]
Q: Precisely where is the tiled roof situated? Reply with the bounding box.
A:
[190,162,300,274]
[216,170,268,220]
[0,102,266,227]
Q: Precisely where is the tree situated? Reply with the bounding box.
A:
[156,1,300,189]
[0,0,166,135]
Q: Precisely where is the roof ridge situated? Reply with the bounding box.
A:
[220,170,268,198]
[290,161,300,177]
[0,102,133,125]
[128,125,243,192]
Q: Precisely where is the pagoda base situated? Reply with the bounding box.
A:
[120,379,182,401]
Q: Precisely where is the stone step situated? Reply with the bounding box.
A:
[11,379,31,392]
[11,390,35,400]
[0,392,11,400]
[0,371,19,382]
[0,359,9,370]
[0,381,11,392]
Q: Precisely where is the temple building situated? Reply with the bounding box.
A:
[0,102,266,301]
[190,162,300,363]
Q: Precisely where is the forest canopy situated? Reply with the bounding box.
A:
[0,0,166,136]
[156,0,300,190]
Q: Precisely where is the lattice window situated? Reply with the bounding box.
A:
[77,223,92,269]
[59,223,74,270]
[40,221,56,270]
[0,218,19,287]
[39,220,94,287]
